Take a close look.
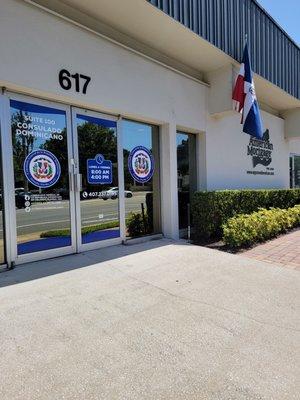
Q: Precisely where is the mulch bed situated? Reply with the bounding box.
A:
[191,226,300,254]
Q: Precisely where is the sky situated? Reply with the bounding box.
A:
[258,0,300,45]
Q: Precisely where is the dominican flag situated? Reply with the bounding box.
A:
[232,43,263,139]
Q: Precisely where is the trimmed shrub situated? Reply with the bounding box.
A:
[222,206,300,248]
[127,212,149,237]
[191,189,300,241]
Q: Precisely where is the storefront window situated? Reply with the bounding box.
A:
[10,100,72,255]
[290,155,300,188]
[177,132,197,230]
[293,155,300,188]
[76,114,120,243]
[123,120,161,237]
[290,156,293,188]
[0,134,5,264]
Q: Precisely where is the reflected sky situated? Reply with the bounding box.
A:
[123,120,152,151]
[176,132,188,146]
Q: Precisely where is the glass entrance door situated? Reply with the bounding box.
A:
[8,96,162,263]
[290,154,300,188]
[10,97,76,260]
[72,108,120,250]
[0,134,5,265]
[177,132,197,231]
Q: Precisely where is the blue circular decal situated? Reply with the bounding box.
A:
[24,150,61,188]
[128,146,154,183]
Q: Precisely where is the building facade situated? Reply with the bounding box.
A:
[0,0,299,268]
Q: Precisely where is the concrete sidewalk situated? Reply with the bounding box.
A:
[0,239,299,400]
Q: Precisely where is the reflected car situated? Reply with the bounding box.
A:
[0,188,32,209]
[15,188,32,209]
[101,187,133,200]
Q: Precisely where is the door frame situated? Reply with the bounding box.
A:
[5,92,77,265]
[71,107,125,253]
[176,130,197,236]
[0,94,12,268]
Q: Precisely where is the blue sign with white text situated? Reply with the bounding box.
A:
[87,154,112,185]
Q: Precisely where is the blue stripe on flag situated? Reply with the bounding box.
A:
[243,44,252,83]
[243,101,263,139]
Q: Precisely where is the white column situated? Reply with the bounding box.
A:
[160,121,179,239]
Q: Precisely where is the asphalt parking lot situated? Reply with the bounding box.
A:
[0,239,299,400]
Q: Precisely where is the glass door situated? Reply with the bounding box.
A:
[72,108,121,251]
[10,96,76,261]
[177,132,197,231]
[290,154,300,188]
[0,133,5,265]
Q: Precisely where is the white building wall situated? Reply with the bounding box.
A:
[0,0,207,130]
[206,111,290,190]
[289,138,300,155]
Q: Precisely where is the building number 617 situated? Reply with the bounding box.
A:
[59,69,91,94]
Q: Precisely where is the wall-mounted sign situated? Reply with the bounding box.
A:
[247,129,273,167]
[24,150,61,188]
[128,146,154,183]
[87,154,112,185]
[246,129,275,176]
[59,69,91,94]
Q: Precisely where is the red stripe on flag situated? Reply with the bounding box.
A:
[232,74,245,112]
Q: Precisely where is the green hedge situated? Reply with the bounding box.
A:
[191,189,300,241]
[223,206,300,248]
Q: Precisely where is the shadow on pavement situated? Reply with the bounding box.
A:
[0,238,187,288]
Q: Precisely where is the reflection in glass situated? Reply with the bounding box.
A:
[0,134,5,264]
[177,132,197,230]
[290,155,300,188]
[11,100,71,255]
[123,120,161,237]
[77,114,120,243]
[290,156,293,188]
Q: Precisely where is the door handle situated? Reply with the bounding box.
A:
[75,173,82,192]
[69,172,74,192]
